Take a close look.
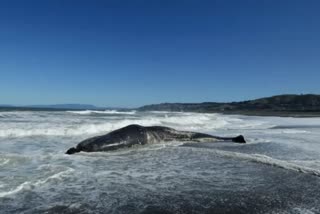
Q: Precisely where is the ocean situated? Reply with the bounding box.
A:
[0,110,320,214]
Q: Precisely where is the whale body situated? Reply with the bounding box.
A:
[66,124,246,154]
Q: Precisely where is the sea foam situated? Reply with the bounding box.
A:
[0,168,75,198]
[67,110,137,115]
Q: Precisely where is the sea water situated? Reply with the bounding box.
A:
[0,110,320,214]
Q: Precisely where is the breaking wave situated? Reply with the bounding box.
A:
[0,112,260,138]
[67,110,136,115]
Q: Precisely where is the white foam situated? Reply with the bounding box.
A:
[290,208,317,214]
[282,129,309,134]
[0,158,10,166]
[268,129,310,134]
[1,110,317,138]
[0,168,75,198]
[67,110,136,115]
[182,146,320,177]
[0,112,244,137]
[210,149,320,177]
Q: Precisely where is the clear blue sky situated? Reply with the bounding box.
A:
[0,0,319,107]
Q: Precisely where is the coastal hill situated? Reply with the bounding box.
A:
[138,94,320,116]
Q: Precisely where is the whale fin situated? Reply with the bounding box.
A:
[66,147,80,155]
[232,135,246,143]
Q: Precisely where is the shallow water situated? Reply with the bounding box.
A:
[0,110,320,213]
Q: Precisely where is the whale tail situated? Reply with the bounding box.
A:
[66,147,81,155]
[232,135,246,143]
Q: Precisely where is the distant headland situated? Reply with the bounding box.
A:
[1,94,320,117]
[138,94,320,117]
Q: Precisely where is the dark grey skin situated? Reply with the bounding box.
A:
[66,124,246,154]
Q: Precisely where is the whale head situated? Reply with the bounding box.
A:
[66,147,81,155]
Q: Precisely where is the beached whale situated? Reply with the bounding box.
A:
[66,124,246,154]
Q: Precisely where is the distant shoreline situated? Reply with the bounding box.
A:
[207,111,320,118]
[138,94,320,117]
[2,94,320,118]
[142,110,320,118]
[1,106,320,118]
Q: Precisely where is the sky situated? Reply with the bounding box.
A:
[0,0,319,107]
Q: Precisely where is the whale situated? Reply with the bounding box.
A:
[66,124,246,154]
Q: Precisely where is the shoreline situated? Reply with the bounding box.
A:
[2,107,320,118]
[218,111,320,118]
[139,110,320,118]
